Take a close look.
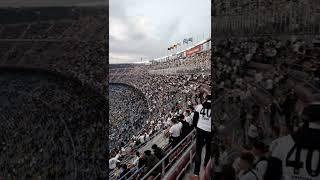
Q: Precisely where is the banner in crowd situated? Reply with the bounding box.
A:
[186,45,202,57]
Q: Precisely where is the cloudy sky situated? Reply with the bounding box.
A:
[109,0,210,64]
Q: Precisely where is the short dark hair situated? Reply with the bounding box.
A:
[144,150,152,156]
[240,152,255,165]
[252,141,267,152]
[151,144,158,149]
[302,103,320,122]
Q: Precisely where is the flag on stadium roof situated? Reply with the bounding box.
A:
[183,39,188,44]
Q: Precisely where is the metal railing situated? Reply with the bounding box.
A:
[140,129,197,180]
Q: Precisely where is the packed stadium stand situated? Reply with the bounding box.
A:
[109,1,320,180]
[109,38,212,179]
[210,1,320,180]
[0,6,108,179]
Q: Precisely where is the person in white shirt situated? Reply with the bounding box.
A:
[169,118,182,148]
[139,135,145,144]
[132,151,140,166]
[109,153,120,170]
[184,110,193,126]
[193,95,212,179]
[271,102,320,180]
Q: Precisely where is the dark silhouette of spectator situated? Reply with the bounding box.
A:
[282,89,298,133]
[143,150,160,177]
[151,144,165,160]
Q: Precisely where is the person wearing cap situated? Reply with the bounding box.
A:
[271,102,320,180]
[193,94,212,179]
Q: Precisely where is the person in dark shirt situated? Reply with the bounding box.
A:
[118,164,130,179]
[143,150,161,177]
[151,144,165,160]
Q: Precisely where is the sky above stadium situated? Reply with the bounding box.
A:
[109,0,210,64]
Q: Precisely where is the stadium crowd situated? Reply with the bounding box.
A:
[0,7,107,94]
[0,69,107,179]
[109,50,211,179]
[109,84,149,153]
[210,36,320,180]
[0,6,108,179]
[150,50,211,72]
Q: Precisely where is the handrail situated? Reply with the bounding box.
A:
[141,129,196,180]
[126,166,145,180]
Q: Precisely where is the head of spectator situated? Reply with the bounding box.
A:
[252,141,267,158]
[239,152,255,171]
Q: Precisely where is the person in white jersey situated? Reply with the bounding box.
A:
[271,102,320,180]
[109,153,120,171]
[193,94,212,179]
[169,117,182,148]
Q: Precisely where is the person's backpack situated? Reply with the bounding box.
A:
[254,156,282,180]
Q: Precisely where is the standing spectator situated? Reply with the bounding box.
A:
[169,118,182,148]
[271,103,320,180]
[193,95,212,180]
[143,150,160,177]
[133,151,141,166]
[109,153,120,171]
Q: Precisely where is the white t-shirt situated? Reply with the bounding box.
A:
[139,135,145,143]
[109,156,120,170]
[169,122,182,137]
[238,169,260,180]
[271,123,320,180]
[185,113,193,126]
[133,156,139,166]
[254,158,268,179]
[196,104,211,132]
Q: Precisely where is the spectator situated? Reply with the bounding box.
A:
[271,102,320,180]
[133,151,141,166]
[109,153,120,171]
[193,95,212,179]
[252,141,268,179]
[169,118,182,148]
[237,152,260,180]
[118,164,130,179]
[143,150,160,177]
[151,144,165,160]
